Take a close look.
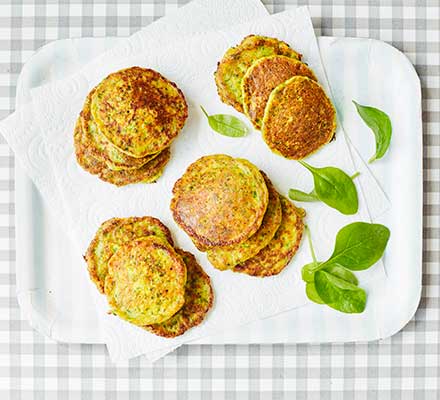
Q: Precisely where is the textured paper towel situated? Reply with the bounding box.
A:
[1,0,269,239]
[1,0,389,247]
[3,6,383,362]
[9,0,272,362]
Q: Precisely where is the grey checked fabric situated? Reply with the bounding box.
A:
[0,1,439,399]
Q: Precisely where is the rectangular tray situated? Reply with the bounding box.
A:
[15,36,422,345]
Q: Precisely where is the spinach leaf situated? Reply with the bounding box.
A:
[306,283,325,304]
[302,261,319,282]
[200,106,249,137]
[306,267,360,306]
[302,223,389,314]
[288,188,319,202]
[298,161,359,215]
[322,222,390,271]
[353,101,392,163]
[301,226,359,285]
[325,264,358,285]
[315,270,366,314]
[302,262,358,285]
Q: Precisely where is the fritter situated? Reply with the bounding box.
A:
[242,55,317,129]
[233,196,305,277]
[206,172,281,270]
[74,119,102,175]
[215,35,301,113]
[105,236,187,326]
[91,67,188,158]
[85,216,174,293]
[170,154,269,247]
[99,148,170,186]
[262,76,336,159]
[189,237,210,252]
[74,119,170,186]
[144,250,213,338]
[80,89,158,171]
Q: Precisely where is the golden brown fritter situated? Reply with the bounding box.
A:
[262,76,336,160]
[144,250,213,338]
[74,119,170,186]
[91,67,188,158]
[170,154,269,248]
[79,89,158,171]
[215,35,301,112]
[233,196,305,277]
[105,236,187,326]
[85,216,174,293]
[206,172,282,270]
[242,55,317,129]
[98,148,170,186]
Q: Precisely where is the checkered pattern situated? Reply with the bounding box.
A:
[0,0,439,398]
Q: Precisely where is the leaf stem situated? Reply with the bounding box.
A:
[305,225,318,267]
[351,172,360,180]
[298,160,312,171]
[200,105,209,118]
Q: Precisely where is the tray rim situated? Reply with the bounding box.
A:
[14,35,423,345]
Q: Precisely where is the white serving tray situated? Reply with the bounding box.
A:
[15,36,422,345]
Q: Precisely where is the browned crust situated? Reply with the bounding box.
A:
[79,88,158,170]
[92,67,188,157]
[214,35,302,112]
[242,56,317,129]
[98,148,170,186]
[170,155,268,247]
[143,249,214,338]
[104,237,187,326]
[233,197,305,277]
[206,171,282,270]
[262,76,337,160]
[74,117,170,186]
[85,216,174,293]
[74,118,103,175]
[84,218,122,293]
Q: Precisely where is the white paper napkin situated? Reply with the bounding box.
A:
[0,2,389,362]
[3,0,269,241]
[8,0,274,363]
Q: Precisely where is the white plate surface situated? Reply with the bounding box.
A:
[15,36,422,345]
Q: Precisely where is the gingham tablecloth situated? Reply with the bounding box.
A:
[0,1,439,398]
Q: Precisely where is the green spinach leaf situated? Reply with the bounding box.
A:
[200,106,249,137]
[301,226,359,285]
[302,263,358,285]
[298,161,359,215]
[325,265,358,285]
[302,261,320,282]
[302,223,389,314]
[353,101,392,163]
[322,222,390,271]
[315,270,366,314]
[290,174,359,204]
[288,188,319,202]
[306,283,325,304]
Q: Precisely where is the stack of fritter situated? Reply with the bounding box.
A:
[85,217,213,338]
[171,155,305,277]
[74,67,188,186]
[215,35,337,159]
